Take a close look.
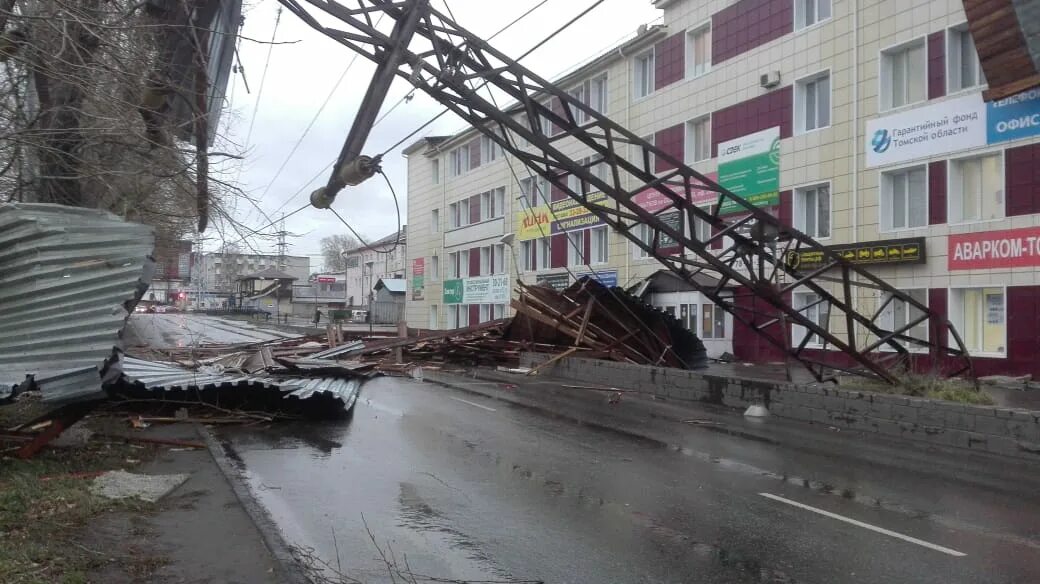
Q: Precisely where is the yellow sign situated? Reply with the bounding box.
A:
[515,191,611,241]
[784,238,926,270]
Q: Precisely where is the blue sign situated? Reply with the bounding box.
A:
[987,88,1040,144]
[575,270,618,288]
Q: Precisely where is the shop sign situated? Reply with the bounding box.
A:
[443,279,464,304]
[784,237,926,270]
[536,273,570,291]
[948,226,1040,270]
[515,193,610,241]
[633,172,719,213]
[411,258,424,300]
[717,127,780,214]
[442,275,509,304]
[317,276,336,283]
[574,270,618,287]
[986,87,1040,144]
[866,93,987,168]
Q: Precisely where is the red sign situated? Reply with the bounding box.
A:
[412,258,425,276]
[633,172,719,213]
[317,276,336,283]
[948,226,1040,270]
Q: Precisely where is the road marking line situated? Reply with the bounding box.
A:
[448,396,497,412]
[759,493,966,557]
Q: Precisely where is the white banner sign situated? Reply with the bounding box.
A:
[462,275,510,304]
[865,93,987,168]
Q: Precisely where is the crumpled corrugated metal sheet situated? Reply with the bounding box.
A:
[0,203,155,402]
[118,356,361,410]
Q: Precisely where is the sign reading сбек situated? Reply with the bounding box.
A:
[866,93,987,168]
[948,226,1040,270]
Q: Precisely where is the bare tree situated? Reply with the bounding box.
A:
[320,234,360,272]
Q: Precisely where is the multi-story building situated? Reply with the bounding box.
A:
[404,0,1040,375]
[195,252,310,295]
[343,227,408,307]
[148,239,194,304]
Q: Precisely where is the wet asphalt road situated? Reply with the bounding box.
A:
[125,313,295,347]
[224,377,1040,584]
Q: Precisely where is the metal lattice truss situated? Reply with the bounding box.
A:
[278,0,974,384]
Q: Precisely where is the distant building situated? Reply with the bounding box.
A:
[149,239,193,304]
[343,227,407,307]
[236,267,297,316]
[195,252,310,294]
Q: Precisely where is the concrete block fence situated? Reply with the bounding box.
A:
[520,353,1040,461]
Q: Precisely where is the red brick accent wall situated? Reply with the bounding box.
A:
[711,87,793,157]
[778,190,792,228]
[469,138,481,169]
[654,32,685,90]
[550,233,567,268]
[928,31,946,100]
[469,304,480,324]
[469,247,481,276]
[654,123,685,173]
[469,194,481,224]
[713,0,792,65]
[1006,143,1040,217]
[928,160,947,225]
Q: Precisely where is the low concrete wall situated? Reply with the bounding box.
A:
[521,353,1040,460]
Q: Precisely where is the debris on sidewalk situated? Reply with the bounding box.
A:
[89,470,190,503]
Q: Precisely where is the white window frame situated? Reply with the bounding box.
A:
[792,290,830,348]
[493,243,505,275]
[448,203,458,229]
[947,23,985,94]
[590,226,608,264]
[794,0,832,32]
[633,49,655,99]
[447,252,458,278]
[493,187,505,218]
[693,207,712,242]
[458,198,471,228]
[520,175,549,208]
[879,164,928,232]
[795,70,831,134]
[449,144,471,177]
[537,237,551,271]
[429,304,439,329]
[634,223,652,259]
[684,114,712,163]
[493,304,506,319]
[948,286,1007,358]
[879,289,929,351]
[520,240,535,272]
[588,74,608,116]
[637,135,656,172]
[685,21,712,79]
[700,302,728,340]
[481,134,501,163]
[479,303,491,323]
[567,231,584,267]
[947,150,1005,225]
[459,249,470,278]
[431,208,440,232]
[430,255,440,282]
[793,182,832,239]
[431,158,440,184]
[479,246,490,276]
[880,37,927,112]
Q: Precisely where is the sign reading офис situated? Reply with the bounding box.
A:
[442,275,509,304]
[987,87,1040,144]
[948,226,1040,270]
[717,127,780,215]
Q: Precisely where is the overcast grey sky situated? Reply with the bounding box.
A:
[213,0,661,270]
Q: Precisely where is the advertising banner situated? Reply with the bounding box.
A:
[574,270,618,287]
[784,237,926,270]
[865,92,987,168]
[443,279,464,304]
[717,127,780,214]
[536,273,570,291]
[442,275,510,304]
[987,87,1040,144]
[633,172,719,213]
[948,226,1040,270]
[515,193,610,241]
[411,258,425,300]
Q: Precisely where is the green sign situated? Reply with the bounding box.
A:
[717,127,780,215]
[443,279,464,304]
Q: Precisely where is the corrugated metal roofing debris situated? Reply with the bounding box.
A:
[0,203,155,402]
[310,340,365,359]
[118,356,361,411]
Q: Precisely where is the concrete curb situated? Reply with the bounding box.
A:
[197,425,311,584]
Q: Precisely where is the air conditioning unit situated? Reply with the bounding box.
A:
[760,71,781,89]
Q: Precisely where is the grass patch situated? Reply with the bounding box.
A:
[841,373,995,406]
[0,423,163,584]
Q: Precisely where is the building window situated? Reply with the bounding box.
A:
[449,198,470,229]
[479,303,491,323]
[635,223,652,258]
[459,250,469,278]
[429,304,439,329]
[479,246,491,276]
[520,240,535,272]
[480,187,505,220]
[881,39,926,110]
[447,252,457,278]
[700,303,727,339]
[634,50,655,98]
[590,226,608,264]
[567,231,584,267]
[880,289,928,347]
[430,255,440,281]
[686,23,711,78]
[949,152,1003,223]
[537,237,551,270]
[637,135,656,172]
[693,209,712,243]
[795,184,831,238]
[493,244,505,275]
[493,304,506,319]
[589,74,608,115]
[520,175,549,207]
[796,71,830,133]
[795,0,831,30]
[881,165,927,231]
[539,104,553,136]
[950,288,1006,355]
[793,291,828,346]
[948,24,984,92]
[481,135,501,163]
[431,208,440,232]
[685,115,711,163]
[448,203,459,229]
[431,158,440,184]
[449,143,471,176]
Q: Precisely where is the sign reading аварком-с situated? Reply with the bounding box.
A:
[948,226,1040,270]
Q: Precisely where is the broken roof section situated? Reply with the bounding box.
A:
[0,203,155,402]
